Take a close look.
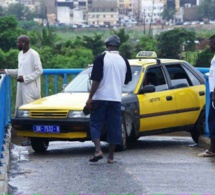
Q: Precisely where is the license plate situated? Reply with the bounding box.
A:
[33,125,60,133]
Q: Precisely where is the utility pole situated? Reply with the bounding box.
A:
[143,9,145,34]
[149,0,155,36]
[137,0,140,24]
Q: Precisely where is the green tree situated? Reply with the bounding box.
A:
[198,0,215,21]
[49,48,94,69]
[28,28,60,48]
[5,49,19,69]
[6,3,34,20]
[135,35,158,55]
[37,46,54,68]
[195,47,213,67]
[162,5,175,21]
[112,28,130,44]
[119,42,134,59]
[33,0,47,19]
[0,16,24,51]
[82,33,105,57]
[156,28,196,59]
[0,6,6,16]
[18,21,41,31]
[0,49,6,69]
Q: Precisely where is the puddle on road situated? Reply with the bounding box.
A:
[10,143,31,162]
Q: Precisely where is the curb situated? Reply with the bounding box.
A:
[0,127,11,194]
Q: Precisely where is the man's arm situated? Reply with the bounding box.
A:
[85,54,104,109]
[86,81,100,109]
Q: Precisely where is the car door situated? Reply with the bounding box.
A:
[164,63,205,126]
[137,66,177,132]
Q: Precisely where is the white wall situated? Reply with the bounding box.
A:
[73,9,84,24]
[57,6,71,24]
[142,1,164,24]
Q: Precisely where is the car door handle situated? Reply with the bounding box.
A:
[199,91,205,96]
[166,96,172,101]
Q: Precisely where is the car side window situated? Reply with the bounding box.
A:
[183,66,201,86]
[143,67,168,92]
[165,64,192,88]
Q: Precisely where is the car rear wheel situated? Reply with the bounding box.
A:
[30,138,49,152]
[190,111,205,143]
[116,116,127,151]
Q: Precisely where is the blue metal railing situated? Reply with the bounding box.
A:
[0,75,11,158]
[0,67,211,159]
[196,67,210,137]
[43,69,82,96]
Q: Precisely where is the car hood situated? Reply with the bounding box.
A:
[19,93,89,110]
[19,92,129,110]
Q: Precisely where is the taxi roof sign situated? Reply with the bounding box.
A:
[136,51,157,59]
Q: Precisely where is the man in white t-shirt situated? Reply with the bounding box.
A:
[198,35,215,157]
[0,35,43,146]
[86,35,132,163]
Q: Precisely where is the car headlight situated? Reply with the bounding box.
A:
[68,111,90,118]
[16,110,30,118]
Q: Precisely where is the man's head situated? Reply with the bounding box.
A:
[104,35,121,51]
[17,35,30,52]
[209,35,215,53]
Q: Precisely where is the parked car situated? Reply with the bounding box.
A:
[12,51,206,152]
[183,21,191,25]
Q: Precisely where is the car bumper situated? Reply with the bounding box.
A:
[11,118,90,140]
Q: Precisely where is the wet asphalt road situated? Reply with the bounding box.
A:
[8,134,215,194]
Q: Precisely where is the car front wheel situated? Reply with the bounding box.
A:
[30,138,49,152]
[116,116,127,151]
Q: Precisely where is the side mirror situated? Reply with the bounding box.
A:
[139,85,155,94]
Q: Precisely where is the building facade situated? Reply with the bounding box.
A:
[87,0,119,26]
[141,0,164,24]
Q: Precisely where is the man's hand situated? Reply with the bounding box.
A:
[17,76,24,82]
[0,69,5,74]
[86,98,92,110]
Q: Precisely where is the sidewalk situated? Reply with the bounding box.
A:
[0,127,11,194]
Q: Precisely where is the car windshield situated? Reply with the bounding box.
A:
[64,66,142,93]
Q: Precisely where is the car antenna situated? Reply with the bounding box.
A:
[156,58,161,65]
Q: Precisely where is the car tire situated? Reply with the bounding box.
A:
[190,111,205,143]
[115,116,127,151]
[128,127,138,143]
[30,138,49,152]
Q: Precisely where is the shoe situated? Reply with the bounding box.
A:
[198,150,215,157]
[21,139,31,146]
[89,153,103,162]
[107,159,116,164]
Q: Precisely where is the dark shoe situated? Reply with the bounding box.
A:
[21,139,31,146]
[89,153,103,162]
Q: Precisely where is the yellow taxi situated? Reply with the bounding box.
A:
[11,51,206,152]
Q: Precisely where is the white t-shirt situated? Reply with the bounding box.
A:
[91,51,131,102]
[209,55,215,92]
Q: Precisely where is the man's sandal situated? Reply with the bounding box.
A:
[107,159,116,164]
[198,150,215,157]
[89,152,103,162]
